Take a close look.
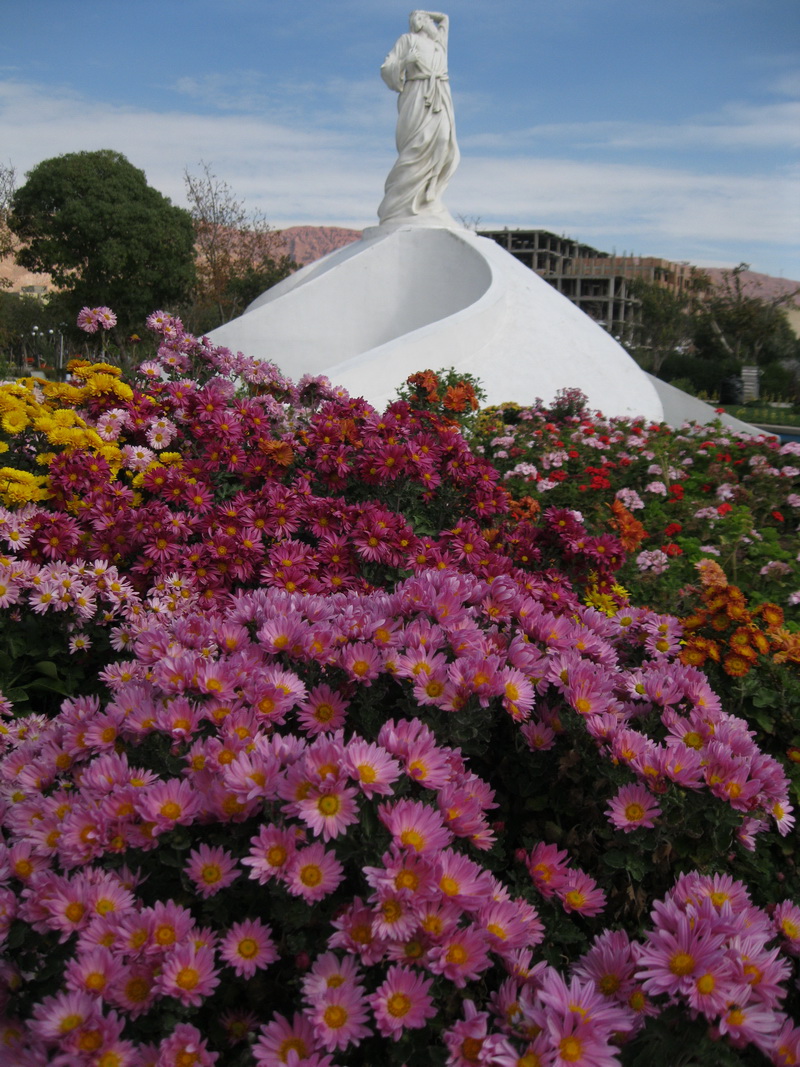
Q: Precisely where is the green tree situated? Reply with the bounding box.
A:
[627,272,707,377]
[8,150,196,337]
[0,161,16,286]
[692,263,799,369]
[183,161,296,332]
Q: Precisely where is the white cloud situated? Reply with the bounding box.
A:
[1,76,798,277]
[461,100,800,154]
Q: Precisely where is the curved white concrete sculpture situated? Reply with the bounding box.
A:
[208,224,665,421]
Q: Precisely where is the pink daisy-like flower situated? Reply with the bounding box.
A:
[606,782,662,833]
[370,964,437,1041]
[185,844,240,898]
[77,307,100,333]
[285,842,344,903]
[296,684,349,736]
[63,946,122,997]
[428,926,493,987]
[302,951,364,1002]
[136,777,202,832]
[252,1012,317,1066]
[434,849,492,908]
[774,900,800,956]
[158,1022,219,1066]
[342,739,401,798]
[525,842,570,899]
[296,782,361,841]
[242,823,300,885]
[558,870,607,917]
[158,944,220,1007]
[29,989,100,1042]
[378,798,453,854]
[219,918,278,979]
[308,984,372,1052]
[636,909,726,998]
[443,999,490,1067]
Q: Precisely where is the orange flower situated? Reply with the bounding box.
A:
[608,500,648,553]
[443,382,478,413]
[695,559,727,588]
[407,370,440,403]
[680,642,708,668]
[509,495,541,522]
[722,652,753,677]
[758,603,785,630]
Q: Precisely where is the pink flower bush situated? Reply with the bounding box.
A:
[0,312,797,1063]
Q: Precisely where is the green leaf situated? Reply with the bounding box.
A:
[34,660,60,679]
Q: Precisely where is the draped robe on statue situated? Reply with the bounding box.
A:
[377,27,460,225]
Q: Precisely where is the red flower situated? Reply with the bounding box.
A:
[664,522,683,537]
[662,543,683,557]
[669,484,684,500]
[717,503,733,516]
[772,511,785,522]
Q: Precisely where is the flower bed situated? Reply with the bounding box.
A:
[0,320,798,1066]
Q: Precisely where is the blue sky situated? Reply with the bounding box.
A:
[2,0,799,277]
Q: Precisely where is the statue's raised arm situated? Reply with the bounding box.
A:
[377,10,460,227]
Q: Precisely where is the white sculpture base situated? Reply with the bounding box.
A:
[208,223,666,421]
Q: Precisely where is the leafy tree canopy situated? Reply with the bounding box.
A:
[9,150,196,336]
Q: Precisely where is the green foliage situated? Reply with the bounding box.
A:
[9,150,196,337]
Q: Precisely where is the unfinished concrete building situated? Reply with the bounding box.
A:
[479,228,694,341]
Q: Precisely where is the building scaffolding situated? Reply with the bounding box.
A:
[479,228,695,341]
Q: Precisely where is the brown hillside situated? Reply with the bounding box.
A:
[700,267,800,307]
[276,226,362,266]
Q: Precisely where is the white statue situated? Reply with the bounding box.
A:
[377,10,460,226]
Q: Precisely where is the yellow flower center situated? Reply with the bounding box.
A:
[386,992,412,1018]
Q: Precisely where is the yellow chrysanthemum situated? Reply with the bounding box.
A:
[158,452,183,466]
[1,409,29,434]
[85,362,122,378]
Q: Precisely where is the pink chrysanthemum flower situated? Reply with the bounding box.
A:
[252,1012,317,1066]
[219,918,278,978]
[606,782,662,833]
[558,869,607,917]
[428,926,493,987]
[636,910,726,998]
[308,984,372,1052]
[29,989,100,1043]
[297,782,361,841]
[242,823,300,885]
[296,684,349,736]
[342,739,401,798]
[136,776,202,832]
[285,842,344,903]
[77,307,100,333]
[378,798,453,854]
[328,897,387,965]
[157,1022,218,1066]
[302,951,364,1001]
[774,900,800,956]
[63,946,122,997]
[435,849,492,908]
[158,944,220,1007]
[370,964,437,1041]
[185,843,240,898]
[525,842,570,899]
